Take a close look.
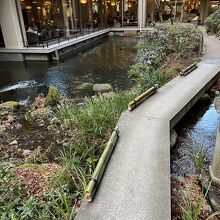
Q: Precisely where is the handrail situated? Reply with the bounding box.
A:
[22,27,109,49]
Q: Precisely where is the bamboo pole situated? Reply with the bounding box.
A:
[180,62,198,76]
[128,84,159,111]
[85,127,119,202]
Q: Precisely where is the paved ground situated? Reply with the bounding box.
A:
[76,34,220,220]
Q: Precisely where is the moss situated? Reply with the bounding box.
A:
[0,101,20,110]
[77,83,93,90]
[45,86,61,106]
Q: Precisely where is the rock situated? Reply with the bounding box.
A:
[209,191,220,212]
[22,149,32,157]
[93,83,112,92]
[9,140,18,145]
[45,86,61,106]
[17,148,23,155]
[0,111,9,116]
[35,119,45,127]
[215,91,220,96]
[77,83,93,90]
[175,176,186,184]
[203,204,212,214]
[208,88,219,97]
[7,115,14,123]
[198,93,211,103]
[14,123,22,130]
[170,129,177,149]
[0,101,19,110]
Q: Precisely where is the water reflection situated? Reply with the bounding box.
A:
[0,36,140,102]
[171,100,220,176]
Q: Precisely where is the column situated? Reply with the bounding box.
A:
[142,0,147,28]
[138,0,147,29]
[0,0,25,48]
[138,0,142,28]
[62,0,70,36]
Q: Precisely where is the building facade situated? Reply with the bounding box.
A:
[0,0,219,50]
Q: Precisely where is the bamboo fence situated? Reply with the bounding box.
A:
[85,127,119,202]
[128,84,159,111]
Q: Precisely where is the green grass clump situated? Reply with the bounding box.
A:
[56,91,136,147]
[56,91,136,196]
[191,145,205,173]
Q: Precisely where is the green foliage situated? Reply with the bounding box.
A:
[205,9,220,34]
[128,64,169,92]
[137,24,201,66]
[0,162,75,219]
[179,180,213,220]
[56,91,136,146]
[191,145,205,173]
[180,191,202,220]
[56,91,136,196]
[129,24,201,91]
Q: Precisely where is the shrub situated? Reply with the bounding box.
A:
[130,24,201,91]
[205,10,220,34]
[137,24,201,66]
[128,64,169,92]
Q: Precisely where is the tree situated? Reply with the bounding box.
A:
[164,0,174,25]
[154,0,163,22]
[180,0,186,23]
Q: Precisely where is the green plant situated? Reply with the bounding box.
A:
[205,9,220,34]
[191,145,205,173]
[179,180,212,220]
[59,144,88,196]
[56,91,136,197]
[128,64,169,92]
[46,188,74,220]
[0,161,76,219]
[130,24,201,92]
[180,191,202,220]
[137,24,201,66]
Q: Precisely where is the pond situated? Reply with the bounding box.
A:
[0,35,141,102]
[171,98,220,176]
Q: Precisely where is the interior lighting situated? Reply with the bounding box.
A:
[111,0,116,6]
[80,0,88,4]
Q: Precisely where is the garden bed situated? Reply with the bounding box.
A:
[0,23,203,219]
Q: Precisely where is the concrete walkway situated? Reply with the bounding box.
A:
[76,34,220,220]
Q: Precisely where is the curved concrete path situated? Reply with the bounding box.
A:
[76,34,220,220]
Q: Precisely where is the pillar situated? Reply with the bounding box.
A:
[0,0,25,48]
[62,0,70,36]
[142,0,147,28]
[138,0,142,28]
[138,0,147,28]
[210,128,220,184]
[210,97,220,184]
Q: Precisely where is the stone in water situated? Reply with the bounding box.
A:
[214,97,220,113]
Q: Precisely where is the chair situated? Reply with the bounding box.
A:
[26,32,39,45]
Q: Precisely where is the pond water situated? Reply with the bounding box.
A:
[0,36,141,102]
[171,98,220,176]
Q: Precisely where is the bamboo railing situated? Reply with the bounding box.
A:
[180,62,198,76]
[128,84,159,111]
[85,128,119,202]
